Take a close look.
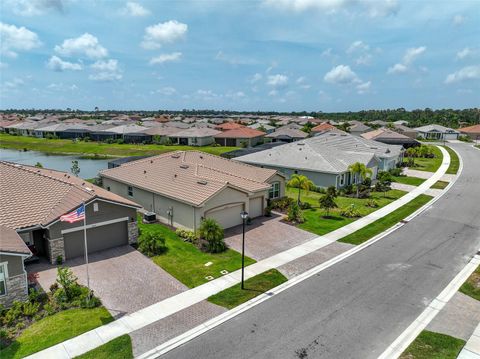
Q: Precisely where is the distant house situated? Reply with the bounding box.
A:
[5,121,42,136]
[348,121,372,136]
[393,124,418,139]
[214,127,265,147]
[370,120,388,127]
[34,123,91,139]
[169,127,221,146]
[215,122,245,131]
[265,127,308,143]
[458,124,480,141]
[247,123,276,134]
[100,151,285,230]
[414,124,460,140]
[235,132,403,189]
[220,142,287,159]
[393,120,409,126]
[361,128,420,148]
[311,123,338,135]
[142,126,182,144]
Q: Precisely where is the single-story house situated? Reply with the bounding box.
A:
[142,126,182,144]
[215,122,245,131]
[348,121,373,136]
[247,123,276,134]
[169,127,221,146]
[362,128,420,148]
[33,123,91,139]
[0,161,140,282]
[100,151,286,230]
[214,128,265,147]
[311,123,337,135]
[393,124,418,139]
[414,125,460,140]
[5,121,42,136]
[235,132,403,189]
[265,128,308,143]
[458,124,480,141]
[220,142,287,159]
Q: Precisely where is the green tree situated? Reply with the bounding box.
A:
[375,171,392,197]
[199,218,225,253]
[348,162,373,198]
[318,192,338,218]
[287,174,315,204]
[138,232,166,257]
[34,162,43,168]
[286,202,304,223]
[71,160,80,176]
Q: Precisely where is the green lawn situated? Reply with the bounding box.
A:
[442,146,460,175]
[412,145,443,172]
[138,217,255,288]
[75,335,133,359]
[1,307,113,359]
[431,180,449,190]
[287,187,406,236]
[459,265,480,301]
[392,175,426,186]
[339,194,433,245]
[400,330,465,359]
[207,269,287,309]
[0,133,237,158]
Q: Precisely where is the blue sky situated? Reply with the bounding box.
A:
[1,0,479,112]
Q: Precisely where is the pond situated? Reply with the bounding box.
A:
[0,148,112,179]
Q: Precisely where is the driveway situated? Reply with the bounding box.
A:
[27,245,187,318]
[224,213,316,261]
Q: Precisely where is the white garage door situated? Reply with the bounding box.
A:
[249,197,264,218]
[206,203,244,229]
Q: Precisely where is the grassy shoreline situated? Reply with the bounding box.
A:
[0,133,237,158]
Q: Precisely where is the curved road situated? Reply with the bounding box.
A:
[162,144,480,359]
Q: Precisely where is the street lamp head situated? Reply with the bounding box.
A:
[240,211,249,220]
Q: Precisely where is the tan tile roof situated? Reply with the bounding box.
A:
[215,122,245,131]
[0,225,31,255]
[214,127,265,139]
[100,151,277,206]
[311,123,336,133]
[0,162,140,230]
[459,124,480,134]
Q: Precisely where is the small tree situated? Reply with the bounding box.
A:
[375,171,392,197]
[138,232,166,256]
[56,267,80,302]
[199,218,225,253]
[34,162,43,168]
[288,174,315,204]
[286,202,304,223]
[348,162,373,198]
[71,160,80,176]
[318,193,338,218]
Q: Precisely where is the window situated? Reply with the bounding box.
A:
[269,182,280,199]
[0,263,7,296]
[93,203,99,212]
[128,186,133,197]
[106,186,111,191]
[339,173,346,186]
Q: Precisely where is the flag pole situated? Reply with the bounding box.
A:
[83,202,91,299]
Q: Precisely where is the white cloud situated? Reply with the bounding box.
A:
[149,52,182,65]
[151,87,177,95]
[356,81,371,94]
[0,22,41,58]
[251,73,263,83]
[321,48,333,57]
[89,59,122,81]
[403,46,426,65]
[4,78,25,89]
[267,74,289,88]
[225,91,246,99]
[324,65,360,84]
[356,54,373,65]
[196,89,220,100]
[215,51,256,65]
[445,65,480,84]
[452,14,465,26]
[387,63,407,74]
[268,90,278,96]
[141,20,187,50]
[55,33,108,59]
[120,2,150,16]
[47,82,78,91]
[347,40,369,54]
[456,47,473,60]
[5,0,67,16]
[296,76,306,83]
[46,56,82,71]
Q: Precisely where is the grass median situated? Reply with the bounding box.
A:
[392,175,426,186]
[459,265,480,301]
[207,269,287,309]
[339,194,433,245]
[74,335,133,359]
[400,330,465,359]
[442,146,460,175]
[431,180,449,190]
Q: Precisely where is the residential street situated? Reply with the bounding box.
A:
[161,144,480,359]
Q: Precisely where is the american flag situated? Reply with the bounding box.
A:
[60,204,85,223]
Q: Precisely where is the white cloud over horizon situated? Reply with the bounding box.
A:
[141,20,187,50]
[55,33,108,59]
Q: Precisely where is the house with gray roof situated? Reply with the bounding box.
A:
[235,132,403,189]
[169,127,221,146]
[265,127,308,143]
[414,124,459,140]
[348,120,372,136]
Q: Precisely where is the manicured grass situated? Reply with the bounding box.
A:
[400,330,466,359]
[207,269,287,309]
[431,180,449,190]
[138,216,255,288]
[0,133,237,158]
[412,145,443,172]
[287,188,406,236]
[1,307,113,359]
[75,335,133,359]
[392,175,426,186]
[339,194,433,245]
[459,265,480,301]
[442,146,460,175]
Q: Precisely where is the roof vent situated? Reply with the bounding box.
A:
[199,155,203,159]
[297,142,305,145]
[171,154,181,158]
[197,180,208,185]
[180,164,189,169]
[150,160,153,163]
[144,170,147,174]
[385,149,391,153]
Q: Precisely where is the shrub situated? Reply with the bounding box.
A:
[2,302,23,326]
[286,203,304,223]
[269,196,294,211]
[199,218,226,253]
[459,135,472,142]
[22,302,40,317]
[340,205,362,218]
[299,201,312,210]
[56,255,63,265]
[49,282,59,293]
[366,199,379,208]
[138,232,167,256]
[43,302,57,316]
[264,206,272,217]
[56,267,81,302]
[388,167,403,176]
[175,228,197,242]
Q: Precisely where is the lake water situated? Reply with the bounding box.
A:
[0,148,111,179]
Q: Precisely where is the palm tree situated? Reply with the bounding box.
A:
[287,174,315,204]
[199,218,225,253]
[348,162,373,198]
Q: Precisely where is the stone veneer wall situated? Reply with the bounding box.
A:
[128,221,139,244]
[48,238,65,264]
[0,273,28,307]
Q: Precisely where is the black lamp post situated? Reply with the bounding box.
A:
[240,210,249,290]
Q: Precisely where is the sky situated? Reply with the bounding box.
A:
[0,0,479,112]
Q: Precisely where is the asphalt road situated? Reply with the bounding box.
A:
[161,144,480,359]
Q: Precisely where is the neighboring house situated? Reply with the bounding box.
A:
[169,127,221,146]
[393,124,418,139]
[393,120,409,126]
[100,151,285,230]
[265,128,308,143]
[235,132,403,189]
[247,123,276,134]
[361,128,420,148]
[348,120,372,136]
[458,124,480,141]
[311,123,338,135]
[5,121,42,136]
[370,120,388,127]
[142,126,182,144]
[214,127,265,147]
[221,142,287,159]
[33,123,91,139]
[0,162,141,268]
[414,124,460,140]
[215,122,245,131]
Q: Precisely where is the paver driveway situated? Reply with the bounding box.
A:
[27,245,187,318]
[224,213,316,260]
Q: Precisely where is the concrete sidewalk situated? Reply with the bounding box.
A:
[26,146,452,359]
[458,323,480,359]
